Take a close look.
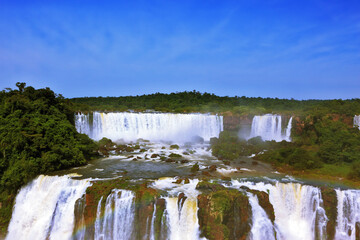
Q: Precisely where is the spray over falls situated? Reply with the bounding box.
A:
[249,114,292,142]
[75,112,223,142]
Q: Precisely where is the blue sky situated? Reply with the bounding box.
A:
[0,0,359,99]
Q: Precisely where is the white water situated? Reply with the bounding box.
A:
[6,175,91,240]
[354,115,360,130]
[249,114,292,141]
[94,189,135,240]
[75,112,223,142]
[7,175,360,240]
[230,180,327,240]
[247,193,276,240]
[335,189,360,240]
[151,178,203,240]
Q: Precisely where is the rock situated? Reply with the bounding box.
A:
[137,156,142,160]
[321,187,338,240]
[191,163,200,172]
[180,159,189,164]
[170,144,180,150]
[139,149,147,153]
[221,176,231,181]
[252,161,258,165]
[165,158,175,163]
[125,146,135,152]
[196,181,225,192]
[151,154,159,158]
[248,189,275,222]
[177,193,188,210]
[168,153,182,158]
[223,160,230,166]
[132,158,138,161]
[197,188,252,240]
[202,171,211,177]
[209,165,217,172]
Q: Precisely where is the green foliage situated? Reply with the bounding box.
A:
[0,83,98,227]
[70,91,360,116]
[348,161,360,180]
[256,145,322,170]
[211,131,272,160]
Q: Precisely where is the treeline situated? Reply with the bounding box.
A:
[0,83,97,231]
[71,91,360,116]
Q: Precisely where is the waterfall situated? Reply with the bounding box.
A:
[75,112,223,142]
[164,197,200,240]
[247,193,276,240]
[6,175,91,240]
[94,189,135,240]
[354,115,360,130]
[335,189,360,240]
[230,181,328,240]
[7,175,360,240]
[249,114,292,142]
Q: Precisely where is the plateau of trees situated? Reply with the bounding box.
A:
[0,83,97,231]
[71,90,360,116]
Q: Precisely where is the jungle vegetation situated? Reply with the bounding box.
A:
[0,83,97,231]
[71,91,360,116]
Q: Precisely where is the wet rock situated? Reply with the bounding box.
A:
[125,146,134,152]
[180,159,189,164]
[139,149,147,153]
[169,153,182,158]
[196,181,225,192]
[202,171,211,177]
[209,165,217,172]
[252,161,258,165]
[223,160,230,166]
[137,156,142,160]
[165,158,175,163]
[132,158,138,161]
[321,187,338,240]
[177,193,188,210]
[170,144,180,150]
[248,189,275,222]
[221,176,231,181]
[191,163,200,173]
[197,188,252,240]
[151,154,159,158]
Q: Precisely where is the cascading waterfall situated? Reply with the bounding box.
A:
[335,189,360,240]
[75,112,223,142]
[354,115,360,130]
[247,192,276,240]
[230,181,328,240]
[164,197,200,240]
[6,175,91,240]
[249,114,292,142]
[94,189,135,240]
[6,175,360,240]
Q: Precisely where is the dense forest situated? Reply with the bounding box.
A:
[71,91,360,116]
[0,83,97,231]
